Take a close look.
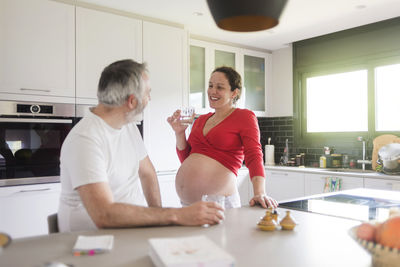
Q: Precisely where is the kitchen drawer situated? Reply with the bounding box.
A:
[364,178,400,191]
[265,170,305,202]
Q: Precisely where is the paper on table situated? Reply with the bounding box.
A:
[73,235,114,254]
[148,235,235,267]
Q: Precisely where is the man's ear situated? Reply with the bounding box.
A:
[127,94,138,110]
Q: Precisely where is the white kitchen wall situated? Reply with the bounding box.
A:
[268,45,293,117]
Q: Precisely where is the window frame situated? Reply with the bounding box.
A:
[294,54,400,147]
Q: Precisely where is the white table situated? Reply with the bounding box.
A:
[0,204,371,267]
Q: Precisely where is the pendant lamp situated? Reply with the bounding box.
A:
[206,0,288,32]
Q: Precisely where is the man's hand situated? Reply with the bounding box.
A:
[175,201,225,226]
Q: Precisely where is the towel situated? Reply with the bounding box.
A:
[323,177,342,193]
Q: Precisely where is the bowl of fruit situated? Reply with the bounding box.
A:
[349,213,400,267]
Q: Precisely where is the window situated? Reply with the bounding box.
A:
[306,70,368,133]
[375,63,400,132]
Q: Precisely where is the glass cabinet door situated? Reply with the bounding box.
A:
[215,50,235,69]
[189,45,206,109]
[244,55,265,111]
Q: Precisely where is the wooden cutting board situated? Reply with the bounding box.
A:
[372,134,400,170]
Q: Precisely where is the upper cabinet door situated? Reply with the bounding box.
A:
[189,39,270,116]
[143,21,187,172]
[0,0,75,97]
[76,7,142,100]
[242,49,271,117]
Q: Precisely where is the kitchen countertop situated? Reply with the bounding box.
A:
[1,190,380,267]
[265,165,400,180]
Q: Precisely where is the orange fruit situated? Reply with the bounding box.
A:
[356,222,377,242]
[375,216,400,249]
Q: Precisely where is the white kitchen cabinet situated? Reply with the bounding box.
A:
[142,21,187,172]
[304,173,364,196]
[364,177,400,191]
[265,169,305,202]
[269,46,293,117]
[157,172,181,208]
[189,39,271,117]
[0,183,60,239]
[76,7,142,101]
[237,168,251,206]
[0,0,75,98]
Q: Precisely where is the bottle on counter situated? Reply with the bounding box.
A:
[320,155,327,168]
[342,154,350,168]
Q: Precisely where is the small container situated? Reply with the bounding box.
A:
[331,154,342,168]
[257,210,278,231]
[342,154,350,168]
[350,159,356,169]
[300,153,306,166]
[325,155,333,168]
[295,155,301,166]
[320,156,327,168]
[280,210,297,230]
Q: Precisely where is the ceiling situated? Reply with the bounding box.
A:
[78,0,400,51]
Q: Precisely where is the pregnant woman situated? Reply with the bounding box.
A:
[167,66,278,209]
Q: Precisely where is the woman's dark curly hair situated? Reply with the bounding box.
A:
[212,66,242,104]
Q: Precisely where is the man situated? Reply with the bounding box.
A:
[58,59,224,232]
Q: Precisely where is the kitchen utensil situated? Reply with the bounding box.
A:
[372,135,400,170]
[378,143,400,174]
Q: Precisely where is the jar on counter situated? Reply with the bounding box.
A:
[331,154,342,168]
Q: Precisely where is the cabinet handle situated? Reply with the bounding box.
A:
[271,172,288,176]
[20,88,51,93]
[17,188,50,193]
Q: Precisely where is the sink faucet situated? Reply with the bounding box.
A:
[357,136,371,170]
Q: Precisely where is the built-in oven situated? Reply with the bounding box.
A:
[0,101,75,186]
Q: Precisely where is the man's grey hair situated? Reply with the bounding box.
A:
[97,59,148,106]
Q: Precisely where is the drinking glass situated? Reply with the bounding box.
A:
[202,194,225,208]
[179,107,195,125]
[201,194,225,227]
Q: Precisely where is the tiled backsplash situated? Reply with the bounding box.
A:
[257,116,373,168]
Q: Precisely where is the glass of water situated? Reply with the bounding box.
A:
[179,107,195,125]
[201,194,225,227]
[202,194,225,208]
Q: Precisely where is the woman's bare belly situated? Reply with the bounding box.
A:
[175,153,237,205]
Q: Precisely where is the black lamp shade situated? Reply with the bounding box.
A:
[207,0,288,32]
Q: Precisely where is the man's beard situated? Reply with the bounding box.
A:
[126,99,145,123]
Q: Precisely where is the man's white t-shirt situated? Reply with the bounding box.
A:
[58,110,147,232]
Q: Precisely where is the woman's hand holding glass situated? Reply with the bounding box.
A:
[167,108,195,134]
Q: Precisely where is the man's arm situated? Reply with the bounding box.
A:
[138,156,161,207]
[77,182,224,228]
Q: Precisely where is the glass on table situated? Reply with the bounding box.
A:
[201,194,225,227]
